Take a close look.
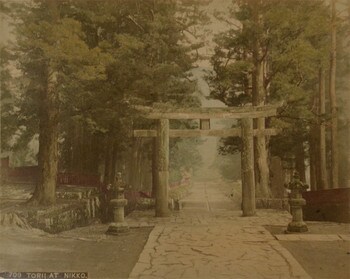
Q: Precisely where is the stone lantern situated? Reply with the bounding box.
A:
[106,172,129,235]
[285,171,309,233]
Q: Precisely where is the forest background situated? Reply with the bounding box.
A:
[0,0,349,205]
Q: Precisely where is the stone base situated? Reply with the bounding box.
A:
[286,221,308,233]
[106,222,129,235]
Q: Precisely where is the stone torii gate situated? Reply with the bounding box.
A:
[133,104,280,217]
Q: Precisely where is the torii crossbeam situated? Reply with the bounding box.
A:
[132,103,281,217]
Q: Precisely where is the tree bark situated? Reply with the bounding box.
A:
[318,68,329,189]
[29,0,60,205]
[89,133,100,174]
[136,139,143,190]
[30,66,59,205]
[295,141,306,182]
[110,140,118,188]
[329,0,338,188]
[72,121,83,172]
[309,134,317,191]
[103,136,114,185]
[254,118,270,198]
[130,137,142,190]
[251,0,270,199]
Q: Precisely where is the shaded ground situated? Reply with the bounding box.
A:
[0,225,152,279]
[282,240,350,279]
[265,222,350,279]
[265,222,350,235]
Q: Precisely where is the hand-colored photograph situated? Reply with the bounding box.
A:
[0,0,349,278]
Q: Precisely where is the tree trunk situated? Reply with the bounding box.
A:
[28,0,60,206]
[309,134,317,191]
[254,118,270,198]
[30,67,59,205]
[72,121,83,172]
[110,140,118,188]
[329,0,338,188]
[318,68,329,189]
[251,0,270,198]
[89,133,100,174]
[130,138,142,190]
[103,136,114,185]
[295,141,306,182]
[137,140,143,190]
[252,48,270,198]
[310,78,320,190]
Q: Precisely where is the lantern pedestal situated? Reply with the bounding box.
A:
[286,197,308,233]
[106,188,129,235]
[285,172,308,234]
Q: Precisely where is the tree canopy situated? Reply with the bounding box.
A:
[208,0,349,190]
[1,0,205,204]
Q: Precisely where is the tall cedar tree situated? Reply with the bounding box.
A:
[6,0,109,205]
[208,0,330,194]
[3,0,204,200]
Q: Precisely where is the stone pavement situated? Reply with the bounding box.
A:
[127,181,313,279]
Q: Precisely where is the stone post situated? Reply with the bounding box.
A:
[106,173,129,234]
[155,119,170,217]
[285,171,308,233]
[241,118,256,216]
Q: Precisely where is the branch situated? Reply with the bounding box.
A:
[224,51,233,68]
[212,13,242,30]
[295,62,304,86]
[127,15,144,32]
[176,20,198,39]
[258,39,270,63]
[149,8,155,20]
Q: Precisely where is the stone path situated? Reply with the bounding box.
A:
[127,181,312,279]
[180,180,239,212]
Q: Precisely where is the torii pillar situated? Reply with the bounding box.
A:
[134,104,281,218]
[241,118,256,216]
[155,119,170,217]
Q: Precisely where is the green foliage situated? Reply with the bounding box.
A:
[2,0,204,179]
[0,46,16,151]
[208,0,331,157]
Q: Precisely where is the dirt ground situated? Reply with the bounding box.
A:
[0,183,153,279]
[0,225,152,279]
[1,181,349,279]
[265,222,350,279]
